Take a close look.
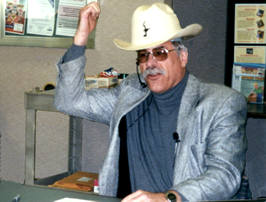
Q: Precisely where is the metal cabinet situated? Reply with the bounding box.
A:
[24,89,83,185]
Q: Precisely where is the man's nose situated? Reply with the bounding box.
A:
[146,52,157,65]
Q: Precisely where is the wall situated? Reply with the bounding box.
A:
[173,0,227,84]
[0,0,162,183]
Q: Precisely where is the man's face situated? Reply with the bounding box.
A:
[138,41,188,93]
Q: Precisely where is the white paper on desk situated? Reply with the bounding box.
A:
[54,198,97,202]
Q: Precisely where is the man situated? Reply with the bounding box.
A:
[55,2,247,202]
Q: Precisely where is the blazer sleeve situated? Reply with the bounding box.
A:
[54,55,121,125]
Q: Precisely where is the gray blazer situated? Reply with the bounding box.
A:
[55,55,247,201]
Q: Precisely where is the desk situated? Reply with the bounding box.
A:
[0,181,120,202]
[24,90,83,185]
[2,181,266,202]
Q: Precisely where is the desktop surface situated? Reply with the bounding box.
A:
[0,180,120,202]
[1,180,266,202]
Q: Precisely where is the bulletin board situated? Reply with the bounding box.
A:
[225,0,266,106]
[0,0,95,48]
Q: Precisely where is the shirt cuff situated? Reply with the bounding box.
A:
[62,44,86,63]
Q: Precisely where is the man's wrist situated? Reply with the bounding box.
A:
[165,191,177,202]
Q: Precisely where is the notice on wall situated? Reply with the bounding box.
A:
[235,4,266,44]
[55,0,97,37]
[232,64,265,104]
[234,46,266,64]
[26,0,56,36]
[55,0,87,37]
[5,0,27,35]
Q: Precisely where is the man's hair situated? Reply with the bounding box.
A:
[171,40,187,56]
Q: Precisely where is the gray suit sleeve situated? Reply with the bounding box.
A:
[54,55,120,125]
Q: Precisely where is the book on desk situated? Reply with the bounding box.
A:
[49,171,98,193]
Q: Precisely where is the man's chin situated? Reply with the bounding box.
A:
[146,82,165,93]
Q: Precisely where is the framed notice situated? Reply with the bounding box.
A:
[0,0,96,48]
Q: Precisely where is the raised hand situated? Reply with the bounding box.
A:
[74,2,100,46]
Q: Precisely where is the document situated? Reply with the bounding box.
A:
[55,0,87,36]
[26,0,56,36]
[54,198,96,202]
[232,64,265,104]
[235,4,266,43]
[55,0,97,36]
[5,0,27,35]
[234,46,266,64]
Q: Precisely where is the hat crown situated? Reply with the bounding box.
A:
[131,3,181,48]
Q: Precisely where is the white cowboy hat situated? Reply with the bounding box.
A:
[113,2,202,51]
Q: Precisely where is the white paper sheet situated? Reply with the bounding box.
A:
[54,198,97,202]
[27,0,55,36]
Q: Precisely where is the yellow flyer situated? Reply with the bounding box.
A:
[235,4,266,43]
[234,46,266,64]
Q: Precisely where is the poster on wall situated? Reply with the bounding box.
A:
[234,46,266,64]
[55,0,87,36]
[232,64,265,104]
[26,0,56,36]
[235,4,266,44]
[5,0,27,35]
[55,0,96,37]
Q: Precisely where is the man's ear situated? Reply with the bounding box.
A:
[180,50,188,68]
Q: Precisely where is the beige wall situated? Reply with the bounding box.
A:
[0,0,163,183]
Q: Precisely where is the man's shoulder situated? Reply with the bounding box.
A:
[189,74,242,96]
[188,74,246,105]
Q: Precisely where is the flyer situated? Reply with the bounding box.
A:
[26,0,55,36]
[235,4,266,43]
[55,0,87,37]
[234,46,266,64]
[55,0,97,37]
[232,63,265,104]
[5,0,27,35]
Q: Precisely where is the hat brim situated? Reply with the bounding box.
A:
[113,23,202,51]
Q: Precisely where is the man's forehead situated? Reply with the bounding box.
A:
[138,41,173,52]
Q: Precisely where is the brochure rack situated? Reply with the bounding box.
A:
[0,0,95,48]
[225,0,266,118]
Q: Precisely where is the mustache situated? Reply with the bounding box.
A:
[142,66,166,79]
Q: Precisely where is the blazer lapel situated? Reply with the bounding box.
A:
[176,74,201,141]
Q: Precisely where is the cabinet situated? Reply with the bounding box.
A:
[24,89,83,185]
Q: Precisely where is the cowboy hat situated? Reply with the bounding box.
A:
[113,2,202,51]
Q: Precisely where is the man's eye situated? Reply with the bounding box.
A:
[139,53,147,57]
[154,49,165,56]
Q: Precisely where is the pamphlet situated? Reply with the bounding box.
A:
[5,0,27,35]
[234,46,266,64]
[235,4,266,43]
[26,0,55,36]
[232,63,265,104]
